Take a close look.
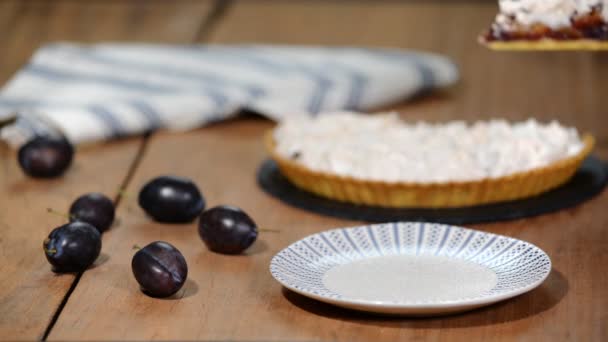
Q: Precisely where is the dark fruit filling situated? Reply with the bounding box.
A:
[573,11,608,39]
[485,9,608,41]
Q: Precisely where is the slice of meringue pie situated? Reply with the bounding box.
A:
[480,0,608,50]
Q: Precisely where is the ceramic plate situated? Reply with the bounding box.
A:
[270,222,551,315]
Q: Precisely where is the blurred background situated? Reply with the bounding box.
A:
[1,0,606,141]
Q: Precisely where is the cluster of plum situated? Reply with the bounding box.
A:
[24,136,258,298]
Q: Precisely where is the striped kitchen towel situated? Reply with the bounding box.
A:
[0,43,458,147]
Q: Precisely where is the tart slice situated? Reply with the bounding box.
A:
[480,0,608,51]
[266,113,595,208]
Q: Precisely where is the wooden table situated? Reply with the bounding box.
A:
[1,1,606,341]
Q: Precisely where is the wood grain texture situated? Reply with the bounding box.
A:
[0,140,141,340]
[0,0,214,339]
[49,1,607,341]
[0,0,214,85]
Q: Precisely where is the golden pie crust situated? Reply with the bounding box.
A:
[479,37,608,51]
[265,131,595,208]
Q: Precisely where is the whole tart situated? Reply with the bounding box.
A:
[265,114,595,208]
[480,0,608,51]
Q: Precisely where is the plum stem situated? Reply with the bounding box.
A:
[116,188,132,201]
[44,248,57,255]
[259,228,280,233]
[47,208,75,221]
[132,244,141,251]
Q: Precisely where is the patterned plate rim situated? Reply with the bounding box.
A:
[269,222,552,309]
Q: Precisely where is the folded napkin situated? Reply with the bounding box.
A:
[0,43,458,147]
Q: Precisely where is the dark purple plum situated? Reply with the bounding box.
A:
[131,241,188,298]
[69,193,115,233]
[18,136,74,178]
[138,175,205,223]
[198,205,258,255]
[43,221,102,273]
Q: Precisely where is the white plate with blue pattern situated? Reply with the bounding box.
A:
[270,222,551,315]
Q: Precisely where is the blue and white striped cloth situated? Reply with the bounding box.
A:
[0,43,458,147]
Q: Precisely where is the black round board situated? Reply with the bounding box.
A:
[257,157,608,225]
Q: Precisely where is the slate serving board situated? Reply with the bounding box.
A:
[257,157,608,225]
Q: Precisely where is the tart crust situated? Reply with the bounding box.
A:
[480,37,608,51]
[265,131,595,208]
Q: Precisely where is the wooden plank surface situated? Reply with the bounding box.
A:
[0,140,141,340]
[47,1,607,341]
[0,0,215,339]
[0,0,214,85]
